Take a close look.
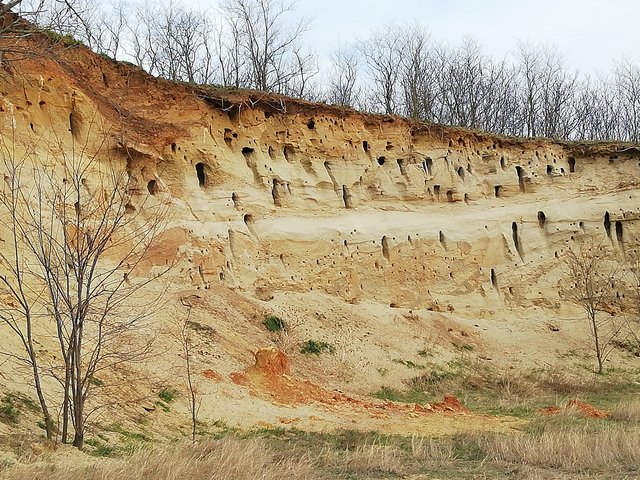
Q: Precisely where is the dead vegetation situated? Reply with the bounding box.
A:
[3,414,640,479]
[0,438,313,480]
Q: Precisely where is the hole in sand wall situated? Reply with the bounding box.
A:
[342,185,353,209]
[490,269,498,289]
[232,192,239,208]
[381,236,390,260]
[457,166,465,180]
[512,222,522,256]
[69,112,80,139]
[439,231,447,250]
[363,141,369,152]
[272,179,282,207]
[494,185,501,197]
[568,157,576,173]
[434,185,440,201]
[397,159,406,175]
[307,119,315,129]
[537,211,546,227]
[224,129,233,148]
[616,221,623,244]
[242,147,254,157]
[546,165,553,175]
[424,157,433,175]
[446,190,454,202]
[515,166,525,192]
[147,179,159,195]
[377,156,386,166]
[604,211,611,238]
[284,145,295,162]
[195,163,206,186]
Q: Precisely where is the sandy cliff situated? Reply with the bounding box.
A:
[0,35,639,437]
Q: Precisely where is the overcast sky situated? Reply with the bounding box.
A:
[272,0,639,75]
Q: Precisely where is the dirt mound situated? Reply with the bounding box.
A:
[566,399,609,418]
[430,395,469,413]
[246,348,290,377]
[231,349,470,419]
[540,400,609,418]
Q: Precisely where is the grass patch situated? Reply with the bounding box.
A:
[300,339,334,355]
[107,423,150,442]
[85,438,116,457]
[0,392,38,425]
[0,394,19,424]
[263,315,286,332]
[392,358,426,369]
[44,30,83,47]
[187,320,215,337]
[158,387,178,403]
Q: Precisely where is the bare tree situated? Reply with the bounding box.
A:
[560,240,623,374]
[176,301,199,443]
[398,24,433,120]
[220,0,315,94]
[614,60,640,142]
[0,119,168,448]
[326,46,361,108]
[358,25,403,115]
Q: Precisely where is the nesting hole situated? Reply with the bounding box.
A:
[147,179,159,195]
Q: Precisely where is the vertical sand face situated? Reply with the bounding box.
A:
[0,39,639,433]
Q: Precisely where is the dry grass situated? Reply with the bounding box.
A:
[0,437,313,480]
[481,419,640,474]
[609,397,640,423]
[315,435,455,477]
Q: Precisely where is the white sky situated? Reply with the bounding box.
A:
[245,0,640,75]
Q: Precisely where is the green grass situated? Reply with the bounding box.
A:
[300,339,335,355]
[263,315,286,332]
[0,394,19,424]
[372,386,432,404]
[107,423,150,442]
[0,392,38,425]
[158,387,177,403]
[44,29,84,47]
[85,438,116,457]
[392,358,426,369]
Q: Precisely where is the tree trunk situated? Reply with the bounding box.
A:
[31,356,53,440]
[591,310,604,374]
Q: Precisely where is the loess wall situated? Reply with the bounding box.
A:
[1,38,640,404]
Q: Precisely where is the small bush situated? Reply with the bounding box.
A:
[300,340,335,355]
[263,315,286,332]
[44,29,83,47]
[158,388,177,403]
[0,395,19,424]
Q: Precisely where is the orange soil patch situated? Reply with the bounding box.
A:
[567,399,609,418]
[540,406,561,415]
[541,399,609,418]
[203,369,222,382]
[431,395,470,413]
[232,348,469,417]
